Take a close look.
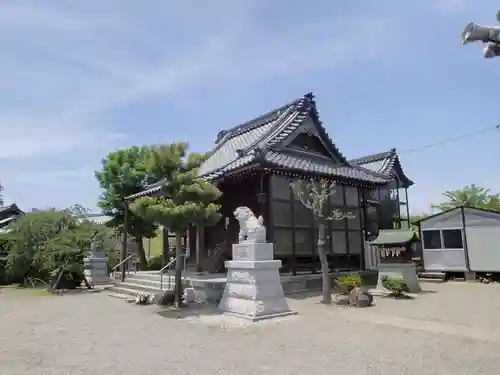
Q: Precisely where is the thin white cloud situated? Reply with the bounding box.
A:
[0,1,401,163]
[430,0,471,14]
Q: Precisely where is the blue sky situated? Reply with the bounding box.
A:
[1,0,500,214]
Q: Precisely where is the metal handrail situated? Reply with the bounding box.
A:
[112,254,135,272]
[110,254,135,280]
[158,257,178,275]
[159,253,186,291]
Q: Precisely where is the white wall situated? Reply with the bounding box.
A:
[422,248,467,272]
[466,226,500,272]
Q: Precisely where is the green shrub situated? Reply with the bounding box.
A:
[360,272,378,287]
[381,276,409,297]
[334,274,361,295]
[4,210,116,288]
[148,255,163,270]
[0,257,8,285]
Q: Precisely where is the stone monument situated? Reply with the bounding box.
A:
[83,241,112,286]
[218,207,296,321]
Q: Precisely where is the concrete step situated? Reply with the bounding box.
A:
[120,277,175,289]
[108,292,134,301]
[108,286,144,297]
[122,272,174,282]
[116,282,164,294]
[418,271,446,283]
[419,271,446,279]
[418,277,445,283]
[107,273,175,298]
[108,285,174,298]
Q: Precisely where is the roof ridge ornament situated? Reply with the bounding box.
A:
[304,92,315,101]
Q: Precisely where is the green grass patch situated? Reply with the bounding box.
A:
[144,235,163,258]
[0,284,53,297]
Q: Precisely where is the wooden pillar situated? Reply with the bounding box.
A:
[405,188,411,227]
[395,181,401,229]
[358,187,366,271]
[120,202,129,282]
[196,224,205,273]
[290,186,297,276]
[258,172,267,217]
[162,226,169,266]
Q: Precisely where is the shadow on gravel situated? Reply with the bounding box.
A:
[417,290,437,294]
[286,290,323,300]
[156,303,223,320]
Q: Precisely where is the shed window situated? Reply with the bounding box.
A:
[422,230,441,249]
[442,229,463,249]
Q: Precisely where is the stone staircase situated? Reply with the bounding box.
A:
[108,271,227,302]
[108,271,176,300]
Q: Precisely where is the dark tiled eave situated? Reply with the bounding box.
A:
[126,183,166,201]
[350,148,414,188]
[349,149,395,166]
[264,151,389,185]
[0,203,23,216]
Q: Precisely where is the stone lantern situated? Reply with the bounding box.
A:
[83,241,111,286]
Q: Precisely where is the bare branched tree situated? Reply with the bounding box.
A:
[291,179,353,304]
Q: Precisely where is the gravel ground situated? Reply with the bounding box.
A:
[369,281,500,330]
[1,283,500,375]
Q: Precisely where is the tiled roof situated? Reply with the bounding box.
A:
[198,92,359,181]
[349,149,414,187]
[129,93,405,200]
[265,151,390,183]
[126,184,166,200]
[0,204,23,215]
[370,228,417,245]
[349,149,396,173]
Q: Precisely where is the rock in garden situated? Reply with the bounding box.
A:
[333,294,350,306]
[183,287,196,303]
[154,290,175,306]
[348,287,373,308]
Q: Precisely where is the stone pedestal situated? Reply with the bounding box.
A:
[370,262,421,295]
[84,245,111,286]
[218,242,296,321]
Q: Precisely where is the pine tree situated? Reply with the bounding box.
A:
[132,143,221,306]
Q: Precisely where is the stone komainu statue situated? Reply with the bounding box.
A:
[233,206,266,244]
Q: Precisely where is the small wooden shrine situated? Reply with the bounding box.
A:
[370,228,421,294]
[370,228,418,264]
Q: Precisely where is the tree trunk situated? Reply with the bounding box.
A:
[174,231,184,307]
[135,236,148,270]
[162,227,169,267]
[317,221,332,304]
[195,224,205,273]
